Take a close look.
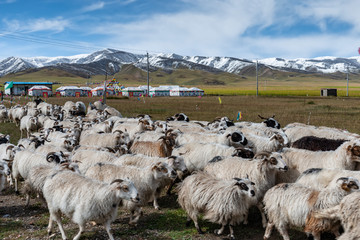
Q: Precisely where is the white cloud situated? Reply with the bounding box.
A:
[3,17,70,33]
[85,0,360,58]
[82,2,105,13]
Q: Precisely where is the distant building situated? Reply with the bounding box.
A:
[4,82,53,96]
[28,85,53,97]
[122,87,146,97]
[56,86,82,97]
[91,87,115,96]
[321,88,337,97]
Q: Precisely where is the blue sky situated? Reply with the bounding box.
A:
[1,0,360,60]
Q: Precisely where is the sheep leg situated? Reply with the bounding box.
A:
[166,177,180,195]
[229,224,235,240]
[14,178,19,195]
[104,221,115,240]
[311,232,321,240]
[276,223,290,240]
[7,175,13,187]
[214,224,226,235]
[129,207,143,226]
[263,221,274,240]
[190,214,203,234]
[256,202,268,228]
[153,191,160,210]
[48,210,67,240]
[25,193,30,207]
[73,223,85,240]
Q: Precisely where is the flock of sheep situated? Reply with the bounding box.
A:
[0,99,360,240]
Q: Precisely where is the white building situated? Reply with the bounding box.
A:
[56,86,82,97]
[28,85,53,97]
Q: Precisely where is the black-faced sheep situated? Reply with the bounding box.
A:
[177,171,256,239]
[204,152,287,228]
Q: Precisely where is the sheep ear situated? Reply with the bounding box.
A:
[151,162,162,170]
[347,145,352,152]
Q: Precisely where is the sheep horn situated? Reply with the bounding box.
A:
[46,152,56,162]
[111,179,124,185]
[113,130,123,134]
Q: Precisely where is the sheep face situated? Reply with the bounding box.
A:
[168,156,187,172]
[347,142,360,162]
[46,152,68,164]
[111,179,140,203]
[227,131,248,146]
[114,130,131,146]
[0,161,11,176]
[232,148,255,159]
[233,178,256,198]
[151,162,177,180]
[266,152,288,172]
[259,115,281,129]
[4,145,15,161]
[336,177,360,192]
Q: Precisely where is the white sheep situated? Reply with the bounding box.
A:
[71,149,122,173]
[204,152,288,228]
[171,142,252,173]
[19,115,38,138]
[37,102,53,116]
[79,130,130,149]
[263,177,360,240]
[175,128,248,148]
[114,154,188,199]
[104,106,122,117]
[112,118,154,141]
[85,162,176,224]
[0,160,11,193]
[10,106,27,125]
[277,139,360,183]
[243,132,285,154]
[43,170,139,240]
[283,122,359,143]
[22,162,80,206]
[313,191,360,239]
[177,171,256,239]
[0,107,8,123]
[12,150,68,193]
[296,167,360,189]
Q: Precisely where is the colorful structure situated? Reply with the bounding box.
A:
[28,85,53,97]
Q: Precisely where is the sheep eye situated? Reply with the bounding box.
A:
[251,182,255,185]
[270,158,278,164]
[122,186,129,192]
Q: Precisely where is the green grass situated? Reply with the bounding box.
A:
[0,95,355,240]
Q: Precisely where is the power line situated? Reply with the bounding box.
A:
[0,31,164,55]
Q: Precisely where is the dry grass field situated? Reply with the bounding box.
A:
[0,95,357,240]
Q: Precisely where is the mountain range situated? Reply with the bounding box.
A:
[1,48,360,78]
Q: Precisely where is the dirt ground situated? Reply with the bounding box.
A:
[0,185,337,240]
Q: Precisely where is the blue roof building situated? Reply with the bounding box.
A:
[4,82,53,95]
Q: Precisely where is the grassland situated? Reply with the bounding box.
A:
[0,95,355,239]
[3,64,360,97]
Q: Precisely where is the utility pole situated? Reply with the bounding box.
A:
[346,65,349,97]
[147,52,150,97]
[256,60,259,96]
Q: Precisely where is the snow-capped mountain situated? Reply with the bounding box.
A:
[1,48,360,77]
